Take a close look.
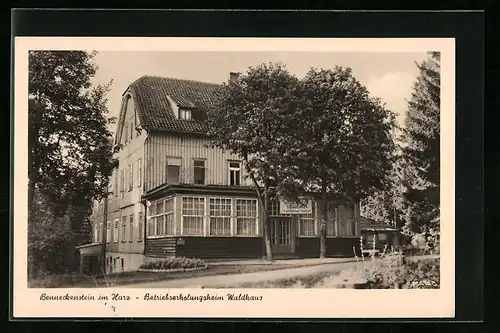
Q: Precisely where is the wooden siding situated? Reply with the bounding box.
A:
[176,237,263,259]
[326,238,360,257]
[145,134,251,192]
[145,237,177,257]
[144,236,263,259]
[295,238,320,258]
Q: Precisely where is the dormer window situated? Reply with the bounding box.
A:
[179,109,192,120]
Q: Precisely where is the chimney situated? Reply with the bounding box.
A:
[229,72,241,83]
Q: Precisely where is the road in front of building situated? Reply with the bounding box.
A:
[124,259,362,288]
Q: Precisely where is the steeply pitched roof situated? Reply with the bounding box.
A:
[359,216,398,232]
[129,75,223,134]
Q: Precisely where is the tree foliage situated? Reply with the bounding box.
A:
[361,52,441,251]
[293,67,397,257]
[207,62,302,261]
[28,51,116,274]
[297,67,397,198]
[399,52,440,238]
[29,51,116,210]
[208,63,397,259]
[28,191,76,275]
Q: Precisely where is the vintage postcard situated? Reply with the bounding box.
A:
[13,37,455,318]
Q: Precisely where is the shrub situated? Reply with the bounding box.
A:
[28,272,87,288]
[403,258,440,289]
[139,257,206,271]
[361,252,407,288]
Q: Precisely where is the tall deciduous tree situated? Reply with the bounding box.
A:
[207,62,301,262]
[28,51,116,272]
[296,67,397,258]
[399,52,440,239]
[29,51,115,211]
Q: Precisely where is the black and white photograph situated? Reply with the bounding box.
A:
[14,37,455,318]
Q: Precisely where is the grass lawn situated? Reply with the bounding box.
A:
[220,271,338,288]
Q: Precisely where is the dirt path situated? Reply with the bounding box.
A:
[125,260,361,288]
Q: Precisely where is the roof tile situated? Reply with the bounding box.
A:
[130,75,223,134]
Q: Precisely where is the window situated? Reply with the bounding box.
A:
[129,215,134,241]
[166,157,181,184]
[337,204,355,236]
[115,171,119,197]
[113,258,116,268]
[346,204,356,236]
[147,198,175,237]
[128,164,133,191]
[209,198,231,235]
[193,160,205,185]
[93,224,98,243]
[269,199,291,217]
[121,258,124,269]
[99,222,103,242]
[179,109,192,120]
[378,233,388,241]
[121,217,127,242]
[325,203,337,236]
[138,212,143,241]
[228,161,241,186]
[137,158,142,187]
[106,222,111,243]
[129,117,134,141]
[298,203,316,236]
[182,197,205,235]
[113,219,119,242]
[120,170,124,193]
[236,199,258,235]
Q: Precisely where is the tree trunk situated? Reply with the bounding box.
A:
[263,190,273,262]
[319,181,328,258]
[245,163,274,262]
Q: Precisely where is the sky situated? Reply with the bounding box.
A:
[90,51,429,131]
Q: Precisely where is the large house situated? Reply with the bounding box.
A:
[77,74,362,274]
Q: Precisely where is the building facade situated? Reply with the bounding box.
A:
[86,75,362,274]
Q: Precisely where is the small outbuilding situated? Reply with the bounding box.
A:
[359,216,400,252]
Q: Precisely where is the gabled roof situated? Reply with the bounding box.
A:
[359,216,398,232]
[128,75,223,134]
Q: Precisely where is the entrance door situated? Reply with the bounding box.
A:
[270,218,292,254]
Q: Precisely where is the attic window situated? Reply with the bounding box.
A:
[179,109,192,120]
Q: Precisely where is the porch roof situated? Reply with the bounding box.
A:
[76,243,102,255]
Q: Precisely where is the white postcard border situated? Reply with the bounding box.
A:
[13,37,455,318]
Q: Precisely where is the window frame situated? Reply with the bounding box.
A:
[124,123,129,144]
[147,196,175,238]
[129,116,134,141]
[120,170,125,193]
[113,219,119,243]
[138,212,143,241]
[121,216,127,242]
[106,221,111,243]
[179,108,192,120]
[193,159,206,185]
[297,201,317,237]
[114,170,119,197]
[137,158,142,187]
[181,196,206,236]
[228,161,241,186]
[234,198,259,236]
[166,157,182,185]
[129,214,134,242]
[128,164,133,191]
[208,197,232,236]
